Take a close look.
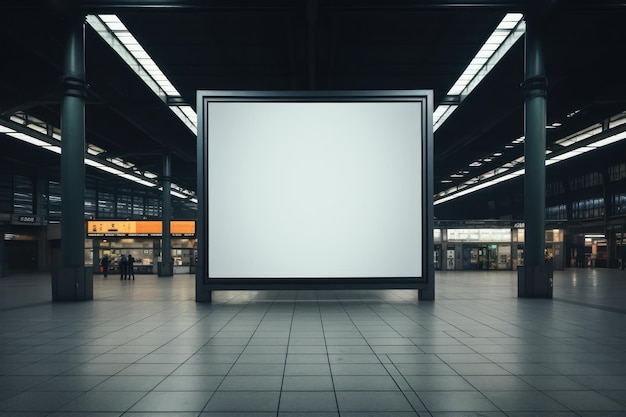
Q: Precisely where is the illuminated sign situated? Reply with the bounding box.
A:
[86,220,195,237]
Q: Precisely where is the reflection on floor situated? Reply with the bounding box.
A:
[1,268,626,416]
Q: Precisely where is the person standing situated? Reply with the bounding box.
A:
[100,254,110,278]
[127,254,135,280]
[119,253,128,280]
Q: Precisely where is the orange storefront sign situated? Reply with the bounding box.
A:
[87,220,195,237]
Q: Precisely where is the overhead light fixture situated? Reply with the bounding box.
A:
[567,109,581,118]
[433,105,458,131]
[434,13,525,132]
[435,115,626,205]
[86,14,198,134]
[0,117,200,193]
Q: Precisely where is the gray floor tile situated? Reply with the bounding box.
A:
[278,391,337,412]
[403,375,475,391]
[285,363,331,376]
[545,390,626,411]
[336,391,415,412]
[30,375,109,391]
[463,375,535,390]
[218,375,282,391]
[482,390,568,412]
[91,375,164,391]
[154,375,224,391]
[203,391,280,412]
[128,391,211,412]
[417,391,498,412]
[282,375,334,391]
[0,391,82,412]
[57,391,146,412]
[172,363,232,376]
[228,363,285,376]
[519,375,588,390]
[394,363,458,376]
[333,375,399,391]
[330,363,389,376]
[2,270,626,415]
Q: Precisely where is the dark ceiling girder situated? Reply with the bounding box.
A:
[22,0,623,13]
[307,0,318,90]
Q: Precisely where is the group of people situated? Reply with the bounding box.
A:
[99,254,135,280]
[118,254,135,280]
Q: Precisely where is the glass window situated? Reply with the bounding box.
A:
[0,174,12,213]
[48,180,62,222]
[117,188,132,218]
[132,191,145,218]
[13,175,33,214]
[98,191,115,218]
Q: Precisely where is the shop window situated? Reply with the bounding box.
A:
[146,197,161,218]
[608,162,626,182]
[132,191,145,218]
[48,180,62,222]
[572,198,604,219]
[546,181,565,197]
[569,171,603,191]
[117,188,132,218]
[98,191,115,218]
[613,193,626,215]
[13,175,33,214]
[0,174,12,213]
[546,204,567,220]
[85,188,97,219]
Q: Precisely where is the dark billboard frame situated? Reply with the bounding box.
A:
[196,90,434,301]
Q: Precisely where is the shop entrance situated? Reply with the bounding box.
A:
[463,245,496,270]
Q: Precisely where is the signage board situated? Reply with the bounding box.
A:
[86,220,195,237]
[196,90,434,298]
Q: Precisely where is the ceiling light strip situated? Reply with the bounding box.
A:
[86,14,198,134]
[434,13,525,132]
[435,121,626,205]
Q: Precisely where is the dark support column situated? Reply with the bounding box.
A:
[0,226,5,277]
[52,14,93,301]
[195,94,211,302]
[518,11,552,298]
[158,153,173,276]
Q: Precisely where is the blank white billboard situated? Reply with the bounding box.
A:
[207,101,422,278]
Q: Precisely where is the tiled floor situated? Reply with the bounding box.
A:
[1,268,626,416]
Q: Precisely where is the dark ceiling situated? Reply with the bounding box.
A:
[1,0,625,216]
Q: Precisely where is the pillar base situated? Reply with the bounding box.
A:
[518,265,553,298]
[418,286,434,300]
[157,262,173,277]
[52,266,93,301]
[196,288,212,302]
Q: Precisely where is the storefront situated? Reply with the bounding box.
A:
[434,221,565,271]
[87,220,196,275]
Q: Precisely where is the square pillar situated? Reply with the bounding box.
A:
[52,266,93,301]
[518,265,553,298]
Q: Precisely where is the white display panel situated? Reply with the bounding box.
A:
[207,101,422,278]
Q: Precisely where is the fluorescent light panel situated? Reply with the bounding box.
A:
[435,121,626,205]
[86,14,198,134]
[433,13,525,131]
